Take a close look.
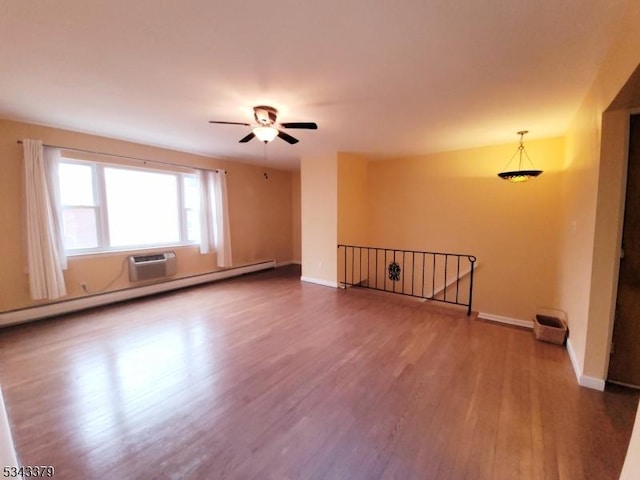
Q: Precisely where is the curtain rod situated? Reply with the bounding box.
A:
[16,140,225,174]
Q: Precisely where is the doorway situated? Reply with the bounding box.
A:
[608,113,640,387]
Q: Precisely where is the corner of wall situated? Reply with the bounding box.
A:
[291,170,302,263]
[567,338,606,391]
[300,154,338,285]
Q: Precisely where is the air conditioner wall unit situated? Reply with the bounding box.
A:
[128,252,177,282]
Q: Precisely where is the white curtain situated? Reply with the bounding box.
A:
[197,169,232,267]
[22,139,67,300]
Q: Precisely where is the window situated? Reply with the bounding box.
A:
[183,175,200,243]
[58,158,200,254]
[60,163,100,250]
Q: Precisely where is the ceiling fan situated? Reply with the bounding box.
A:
[209,105,318,144]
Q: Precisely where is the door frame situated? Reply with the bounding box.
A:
[603,108,638,382]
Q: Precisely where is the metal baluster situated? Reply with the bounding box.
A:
[456,255,460,304]
[344,246,347,287]
[421,252,425,298]
[468,256,476,315]
[412,252,415,296]
[402,251,405,294]
[367,247,370,288]
[444,254,448,302]
[384,249,387,292]
[375,248,379,289]
[350,247,354,285]
[393,250,397,293]
[432,254,436,299]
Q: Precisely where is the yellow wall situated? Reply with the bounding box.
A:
[0,119,294,313]
[559,0,640,381]
[291,171,301,263]
[337,153,369,246]
[300,153,337,285]
[557,98,601,374]
[357,137,564,320]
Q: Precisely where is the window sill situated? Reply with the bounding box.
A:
[66,243,200,259]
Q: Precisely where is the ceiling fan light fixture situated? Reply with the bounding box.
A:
[253,126,278,143]
[498,130,543,183]
[209,105,316,144]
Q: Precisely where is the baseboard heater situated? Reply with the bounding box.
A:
[0,260,276,327]
[129,252,177,282]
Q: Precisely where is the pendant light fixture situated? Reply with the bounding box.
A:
[497,130,543,183]
[253,126,278,143]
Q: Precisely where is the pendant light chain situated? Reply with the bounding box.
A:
[263,142,269,179]
[497,130,543,182]
[518,132,525,171]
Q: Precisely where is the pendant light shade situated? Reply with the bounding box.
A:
[498,131,543,183]
[253,126,278,143]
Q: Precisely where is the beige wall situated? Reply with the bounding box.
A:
[291,171,301,263]
[558,97,601,374]
[0,119,294,313]
[558,0,640,381]
[300,153,337,285]
[230,162,294,266]
[337,153,369,246]
[357,137,564,320]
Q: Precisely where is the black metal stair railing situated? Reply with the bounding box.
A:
[337,244,477,315]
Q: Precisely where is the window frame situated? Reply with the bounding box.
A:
[181,175,201,244]
[58,157,199,256]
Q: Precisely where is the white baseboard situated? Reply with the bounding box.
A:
[566,338,581,383]
[479,315,605,391]
[300,276,339,288]
[277,260,301,267]
[566,338,606,391]
[0,260,276,327]
[579,376,606,391]
[477,312,533,329]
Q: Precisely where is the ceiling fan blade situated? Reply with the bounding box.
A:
[280,122,318,130]
[278,130,299,144]
[239,132,255,143]
[209,121,251,126]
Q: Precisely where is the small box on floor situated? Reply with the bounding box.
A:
[533,308,567,345]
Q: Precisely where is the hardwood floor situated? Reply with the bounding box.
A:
[0,265,637,479]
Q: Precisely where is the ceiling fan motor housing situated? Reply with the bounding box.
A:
[254,105,278,125]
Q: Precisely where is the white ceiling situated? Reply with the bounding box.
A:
[0,0,629,169]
